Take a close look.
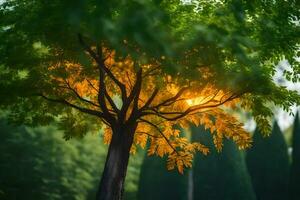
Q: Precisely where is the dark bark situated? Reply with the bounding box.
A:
[96,124,136,200]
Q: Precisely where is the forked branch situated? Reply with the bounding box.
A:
[152,87,189,109]
[78,33,127,101]
[141,93,240,121]
[62,80,100,108]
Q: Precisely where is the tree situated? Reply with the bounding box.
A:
[191,125,256,200]
[137,151,188,200]
[246,122,289,200]
[0,120,107,200]
[1,1,299,199]
[289,111,300,200]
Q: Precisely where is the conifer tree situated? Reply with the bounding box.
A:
[246,122,289,200]
[289,112,300,200]
[137,155,189,200]
[192,125,256,200]
[137,133,188,200]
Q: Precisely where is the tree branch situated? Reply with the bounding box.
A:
[132,68,143,111]
[85,79,99,93]
[103,89,120,114]
[141,88,159,110]
[121,68,142,122]
[152,87,189,109]
[97,62,117,124]
[62,80,100,108]
[142,93,240,121]
[38,94,106,119]
[78,33,127,102]
[139,118,178,154]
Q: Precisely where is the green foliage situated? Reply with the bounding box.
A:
[0,120,106,199]
[191,125,255,200]
[0,0,299,136]
[289,112,300,200]
[246,121,289,200]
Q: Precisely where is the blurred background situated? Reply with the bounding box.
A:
[0,106,299,200]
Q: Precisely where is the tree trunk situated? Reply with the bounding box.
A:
[96,124,136,200]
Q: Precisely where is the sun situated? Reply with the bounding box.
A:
[186,96,207,106]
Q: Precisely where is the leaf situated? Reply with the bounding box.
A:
[103,127,112,145]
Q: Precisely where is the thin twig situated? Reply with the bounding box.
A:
[139,118,178,154]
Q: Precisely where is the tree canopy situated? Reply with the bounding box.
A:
[1,0,299,170]
[0,1,299,197]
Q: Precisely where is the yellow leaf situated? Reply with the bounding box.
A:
[103,127,112,145]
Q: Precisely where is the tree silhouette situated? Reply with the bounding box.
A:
[192,125,256,200]
[289,112,300,200]
[137,152,188,200]
[246,122,289,200]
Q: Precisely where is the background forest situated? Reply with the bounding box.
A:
[0,111,299,200]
